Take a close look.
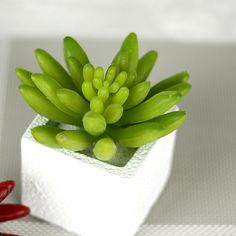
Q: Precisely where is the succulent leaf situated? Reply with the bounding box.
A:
[113,32,139,73]
[19,85,82,125]
[123,81,151,109]
[64,36,89,66]
[119,91,182,125]
[67,56,84,93]
[56,130,94,151]
[31,73,81,117]
[107,122,165,148]
[35,48,75,89]
[124,71,137,88]
[150,111,187,136]
[164,82,192,96]
[136,50,158,84]
[147,71,190,98]
[31,125,62,148]
[56,88,89,114]
[15,68,35,87]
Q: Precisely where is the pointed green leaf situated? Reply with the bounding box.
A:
[136,50,158,84]
[35,48,75,89]
[19,85,82,125]
[64,36,89,66]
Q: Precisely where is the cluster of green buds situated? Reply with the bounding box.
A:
[16,32,191,164]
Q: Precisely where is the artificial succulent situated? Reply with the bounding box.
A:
[16,32,191,164]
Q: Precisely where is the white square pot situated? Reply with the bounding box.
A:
[21,115,177,236]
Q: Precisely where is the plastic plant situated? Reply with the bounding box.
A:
[0,180,30,236]
[17,32,191,165]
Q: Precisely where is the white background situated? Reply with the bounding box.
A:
[0,0,236,41]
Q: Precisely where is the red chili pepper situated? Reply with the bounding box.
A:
[0,180,30,236]
[0,233,19,236]
[0,181,15,203]
[0,204,30,222]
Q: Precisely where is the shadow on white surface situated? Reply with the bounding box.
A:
[1,221,235,236]
[0,37,236,224]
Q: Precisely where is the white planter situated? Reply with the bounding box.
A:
[21,115,177,236]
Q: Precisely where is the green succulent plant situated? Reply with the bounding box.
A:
[17,32,191,165]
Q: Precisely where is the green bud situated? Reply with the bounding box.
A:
[82,81,97,101]
[104,104,123,124]
[83,111,106,136]
[114,71,127,87]
[109,87,129,105]
[93,137,117,161]
[94,66,104,81]
[109,82,120,93]
[83,63,94,82]
[105,65,117,84]
[103,81,110,88]
[98,87,109,102]
[90,96,104,114]
[93,78,103,90]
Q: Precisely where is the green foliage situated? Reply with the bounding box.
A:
[93,137,117,161]
[17,32,191,165]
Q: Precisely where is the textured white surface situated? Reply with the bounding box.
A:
[1,221,235,236]
[21,117,176,236]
